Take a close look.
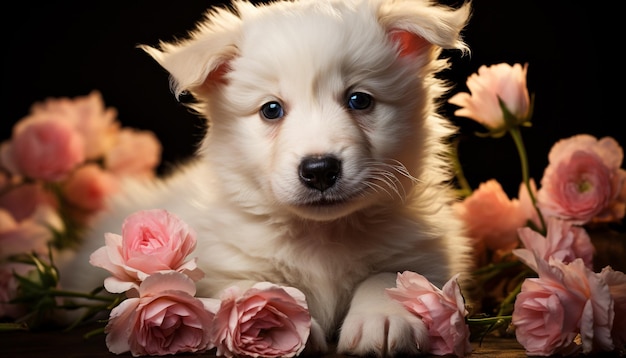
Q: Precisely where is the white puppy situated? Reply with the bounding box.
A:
[61,0,474,356]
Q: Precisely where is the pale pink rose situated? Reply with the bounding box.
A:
[512,256,614,355]
[386,271,471,357]
[105,272,217,356]
[62,164,119,212]
[0,182,57,222]
[512,270,583,355]
[0,182,62,258]
[3,117,85,181]
[514,216,595,271]
[105,128,162,178]
[211,282,311,358]
[30,91,120,159]
[599,266,626,351]
[89,209,203,293]
[0,205,62,259]
[537,135,626,224]
[554,259,615,354]
[448,63,530,132]
[0,262,33,319]
[453,179,532,254]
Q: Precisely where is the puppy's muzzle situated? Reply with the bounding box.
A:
[298,155,341,192]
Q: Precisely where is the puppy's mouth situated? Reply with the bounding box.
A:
[299,195,350,207]
[294,188,364,208]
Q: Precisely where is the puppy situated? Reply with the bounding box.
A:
[60,0,474,356]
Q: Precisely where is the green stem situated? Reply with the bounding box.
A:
[0,322,29,331]
[508,126,546,233]
[467,315,512,326]
[83,326,106,339]
[47,288,116,303]
[450,138,473,198]
[472,260,522,276]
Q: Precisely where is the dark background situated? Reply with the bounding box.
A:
[2,1,622,198]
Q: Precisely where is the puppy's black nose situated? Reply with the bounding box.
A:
[299,155,341,192]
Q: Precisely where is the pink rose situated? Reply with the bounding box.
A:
[0,182,57,222]
[537,135,626,224]
[2,117,85,181]
[514,216,595,271]
[386,271,471,357]
[211,282,311,358]
[105,128,162,178]
[105,272,217,356]
[454,179,534,254]
[89,209,203,293]
[62,164,119,212]
[0,182,63,259]
[553,259,614,354]
[599,266,626,351]
[0,207,58,259]
[512,256,614,355]
[30,91,120,159]
[448,63,530,133]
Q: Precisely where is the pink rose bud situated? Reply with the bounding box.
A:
[62,163,119,212]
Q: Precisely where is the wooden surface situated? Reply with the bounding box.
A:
[3,322,529,358]
[5,322,624,357]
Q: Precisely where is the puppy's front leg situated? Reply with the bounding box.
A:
[337,272,429,357]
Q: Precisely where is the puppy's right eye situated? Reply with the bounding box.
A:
[260,101,284,121]
[347,92,373,111]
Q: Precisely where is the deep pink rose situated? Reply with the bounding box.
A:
[3,117,85,182]
[105,128,162,178]
[30,91,120,159]
[210,282,311,358]
[89,209,203,293]
[386,271,472,357]
[599,266,626,351]
[537,135,626,224]
[448,63,530,132]
[513,256,614,355]
[454,179,534,254]
[62,164,119,212]
[514,216,595,271]
[105,272,217,356]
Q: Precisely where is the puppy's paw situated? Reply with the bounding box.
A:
[337,308,428,357]
[301,318,329,356]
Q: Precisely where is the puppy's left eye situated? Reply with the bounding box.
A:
[347,92,373,110]
[260,101,284,121]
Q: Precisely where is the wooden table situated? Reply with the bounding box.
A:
[3,322,530,358]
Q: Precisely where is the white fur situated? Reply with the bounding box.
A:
[60,0,474,356]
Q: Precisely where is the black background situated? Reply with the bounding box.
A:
[2,1,622,198]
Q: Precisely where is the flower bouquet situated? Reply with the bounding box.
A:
[447,62,626,356]
[0,91,162,328]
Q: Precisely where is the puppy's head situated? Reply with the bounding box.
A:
[141,0,470,221]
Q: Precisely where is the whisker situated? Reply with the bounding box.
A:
[360,159,420,202]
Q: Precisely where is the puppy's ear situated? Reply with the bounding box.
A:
[378,0,471,58]
[138,3,248,98]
